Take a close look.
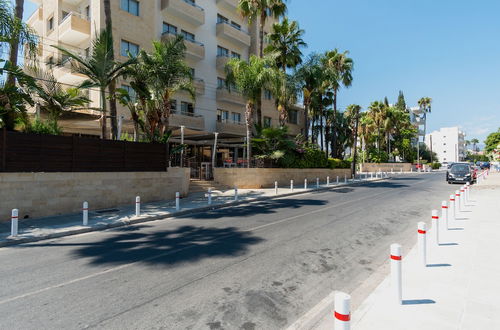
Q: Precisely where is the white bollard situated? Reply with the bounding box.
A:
[83,201,89,226]
[275,181,278,195]
[400,168,403,173]
[337,176,339,184]
[344,175,347,183]
[455,190,461,213]
[234,187,238,201]
[466,182,470,202]
[449,194,456,221]
[327,176,330,186]
[334,292,351,330]
[291,179,294,191]
[418,222,427,266]
[316,177,320,189]
[390,243,403,305]
[371,172,373,179]
[460,186,466,207]
[441,201,448,230]
[135,196,140,217]
[176,192,180,210]
[432,210,439,245]
[304,178,308,189]
[11,209,18,237]
[208,188,212,205]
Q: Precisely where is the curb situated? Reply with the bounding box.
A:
[1,177,393,247]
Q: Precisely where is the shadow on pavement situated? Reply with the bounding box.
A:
[402,299,436,305]
[29,225,263,268]
[188,198,327,220]
[359,181,410,189]
[427,263,452,267]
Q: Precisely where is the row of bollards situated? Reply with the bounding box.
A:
[333,171,485,326]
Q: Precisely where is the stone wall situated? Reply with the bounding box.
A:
[0,169,190,221]
[359,163,413,172]
[213,168,352,189]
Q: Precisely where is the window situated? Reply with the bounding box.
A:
[231,51,241,59]
[170,100,177,112]
[264,116,272,128]
[232,112,241,123]
[62,11,70,20]
[217,77,226,89]
[47,17,54,31]
[217,109,229,122]
[264,90,272,100]
[217,46,229,57]
[46,56,54,67]
[122,85,137,102]
[84,47,90,58]
[288,110,298,124]
[120,0,139,16]
[217,14,228,24]
[181,30,195,42]
[163,22,177,35]
[230,21,241,30]
[120,40,139,57]
[189,68,195,77]
[181,102,194,115]
[85,6,90,20]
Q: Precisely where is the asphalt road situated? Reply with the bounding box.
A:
[0,173,452,330]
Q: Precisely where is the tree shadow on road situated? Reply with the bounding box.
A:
[360,181,410,189]
[187,198,327,220]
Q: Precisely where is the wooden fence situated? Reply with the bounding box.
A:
[0,130,168,172]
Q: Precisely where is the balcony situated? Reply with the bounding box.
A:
[53,58,87,85]
[170,111,205,131]
[194,78,205,95]
[26,6,43,31]
[216,88,245,106]
[216,22,251,47]
[216,119,246,136]
[161,0,205,26]
[216,0,238,11]
[161,32,205,61]
[216,55,230,70]
[59,12,90,45]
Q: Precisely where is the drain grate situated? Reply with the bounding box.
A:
[95,208,120,214]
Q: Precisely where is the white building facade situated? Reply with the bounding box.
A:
[425,127,466,163]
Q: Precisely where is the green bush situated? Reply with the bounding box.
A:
[26,118,61,135]
[328,158,351,169]
[431,162,441,170]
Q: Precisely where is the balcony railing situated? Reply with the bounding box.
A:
[161,0,205,26]
[161,31,205,60]
[58,12,90,45]
[216,21,251,47]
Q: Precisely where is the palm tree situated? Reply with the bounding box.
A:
[226,55,282,167]
[269,72,298,126]
[264,18,306,72]
[417,96,432,137]
[368,101,387,160]
[358,112,374,163]
[345,104,361,177]
[323,49,353,157]
[471,138,479,152]
[139,36,195,139]
[53,29,136,139]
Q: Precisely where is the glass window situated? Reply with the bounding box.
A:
[264,90,272,100]
[121,0,139,16]
[264,116,272,128]
[232,112,241,123]
[48,17,54,30]
[288,110,298,124]
[181,102,194,115]
[181,30,195,42]
[121,85,137,102]
[120,40,139,57]
[217,109,229,122]
[163,22,177,35]
[217,77,226,89]
[217,14,228,24]
[85,6,90,20]
[230,21,241,30]
[231,51,241,59]
[170,100,177,112]
[217,46,229,57]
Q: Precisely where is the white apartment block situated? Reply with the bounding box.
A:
[425,127,466,163]
[26,0,305,169]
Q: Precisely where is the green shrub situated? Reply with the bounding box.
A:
[26,118,61,135]
[328,158,351,169]
[431,162,441,170]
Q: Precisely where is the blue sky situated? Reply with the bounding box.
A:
[22,0,499,142]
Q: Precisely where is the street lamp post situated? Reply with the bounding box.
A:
[180,125,185,167]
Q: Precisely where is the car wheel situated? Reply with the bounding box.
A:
[448,181,451,184]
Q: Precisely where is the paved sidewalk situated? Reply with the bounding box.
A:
[310,172,499,329]
[0,174,396,246]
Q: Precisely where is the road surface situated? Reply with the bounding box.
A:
[0,173,451,329]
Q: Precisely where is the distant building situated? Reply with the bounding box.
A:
[425,127,466,163]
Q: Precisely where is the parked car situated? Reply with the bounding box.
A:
[478,161,491,169]
[446,163,475,184]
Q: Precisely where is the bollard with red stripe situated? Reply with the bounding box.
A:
[390,244,403,304]
[460,186,466,208]
[432,210,440,245]
[83,201,89,226]
[11,208,19,237]
[441,201,448,230]
[449,194,456,221]
[466,182,470,202]
[455,190,461,213]
[135,196,140,217]
[418,222,427,266]
[334,292,351,330]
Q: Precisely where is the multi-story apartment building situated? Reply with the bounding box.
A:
[26,0,305,172]
[425,127,466,163]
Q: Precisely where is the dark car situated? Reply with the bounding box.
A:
[446,163,475,184]
[479,162,491,169]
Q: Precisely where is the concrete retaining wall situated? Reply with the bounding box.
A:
[213,168,352,189]
[360,163,412,172]
[0,168,190,221]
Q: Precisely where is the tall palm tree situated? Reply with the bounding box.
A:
[53,29,135,139]
[264,17,306,72]
[138,36,195,138]
[417,96,432,137]
[368,101,387,160]
[345,104,361,177]
[358,112,374,163]
[269,72,298,126]
[323,49,353,157]
[471,138,479,152]
[226,55,282,167]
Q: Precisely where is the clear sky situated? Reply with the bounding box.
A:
[21,0,500,143]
